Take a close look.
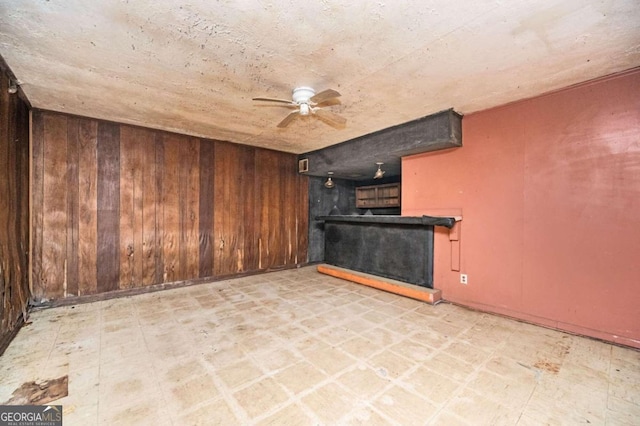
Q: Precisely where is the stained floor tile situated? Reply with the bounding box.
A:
[0,266,638,425]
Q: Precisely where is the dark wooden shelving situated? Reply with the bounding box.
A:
[356,183,401,208]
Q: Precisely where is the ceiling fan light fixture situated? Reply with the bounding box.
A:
[324,172,335,189]
[253,86,345,129]
[374,162,385,179]
[292,87,315,103]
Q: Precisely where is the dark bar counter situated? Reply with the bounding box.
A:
[316,215,455,288]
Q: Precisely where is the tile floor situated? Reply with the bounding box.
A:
[0,266,638,425]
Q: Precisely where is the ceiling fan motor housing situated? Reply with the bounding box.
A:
[253,87,345,128]
[292,87,316,104]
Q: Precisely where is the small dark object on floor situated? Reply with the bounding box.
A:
[3,376,68,405]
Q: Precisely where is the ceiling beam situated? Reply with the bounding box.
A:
[299,109,462,181]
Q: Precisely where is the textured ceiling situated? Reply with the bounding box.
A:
[1,1,639,154]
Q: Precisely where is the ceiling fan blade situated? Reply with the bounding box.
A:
[277,111,299,128]
[314,108,346,129]
[253,97,295,105]
[310,89,341,104]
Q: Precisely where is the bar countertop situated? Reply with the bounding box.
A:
[315,215,457,229]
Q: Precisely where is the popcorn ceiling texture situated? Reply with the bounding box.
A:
[0,0,639,153]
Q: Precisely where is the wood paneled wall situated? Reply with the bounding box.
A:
[0,64,30,352]
[31,110,308,300]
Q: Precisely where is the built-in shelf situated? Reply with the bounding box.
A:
[356,183,401,208]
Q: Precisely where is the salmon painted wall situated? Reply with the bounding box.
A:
[402,69,640,348]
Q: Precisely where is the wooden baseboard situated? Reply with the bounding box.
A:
[0,315,25,357]
[34,264,309,309]
[317,264,441,305]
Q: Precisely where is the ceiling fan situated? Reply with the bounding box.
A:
[253,87,346,129]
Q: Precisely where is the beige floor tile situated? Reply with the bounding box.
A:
[301,343,357,376]
[342,317,377,334]
[273,360,327,394]
[610,354,640,383]
[1,267,638,425]
[178,397,240,425]
[368,349,416,380]
[425,352,476,382]
[389,338,435,362]
[523,378,607,424]
[609,375,640,406]
[441,340,492,365]
[98,397,172,426]
[237,331,282,355]
[299,314,332,331]
[441,388,511,425]
[428,411,471,426]
[163,358,209,385]
[232,377,289,419]
[361,310,394,325]
[606,394,640,425]
[463,370,535,409]
[99,375,157,408]
[375,384,438,424]
[340,336,387,360]
[202,340,247,369]
[483,355,534,379]
[62,403,99,426]
[337,365,392,400]
[291,335,326,353]
[166,374,220,414]
[317,324,359,345]
[360,326,405,348]
[266,325,309,343]
[216,358,263,390]
[341,404,393,425]
[251,347,301,374]
[408,328,451,350]
[257,402,315,425]
[301,382,357,424]
[403,366,461,405]
[520,402,605,425]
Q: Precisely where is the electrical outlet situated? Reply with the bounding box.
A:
[460,274,468,285]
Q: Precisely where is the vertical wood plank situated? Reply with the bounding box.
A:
[96,122,120,293]
[213,141,225,275]
[213,141,246,275]
[283,152,296,265]
[119,127,136,288]
[77,118,98,295]
[120,126,146,288]
[141,129,157,286]
[198,140,214,278]
[297,173,309,264]
[65,118,80,296]
[41,113,68,298]
[262,150,282,268]
[29,111,309,300]
[226,143,241,274]
[162,134,180,282]
[31,111,45,299]
[182,137,200,279]
[0,69,30,344]
[131,131,145,286]
[254,149,267,270]
[17,100,29,272]
[242,147,258,271]
[154,134,164,284]
[118,126,148,288]
[235,145,252,272]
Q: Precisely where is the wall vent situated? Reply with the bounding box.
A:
[298,158,309,173]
